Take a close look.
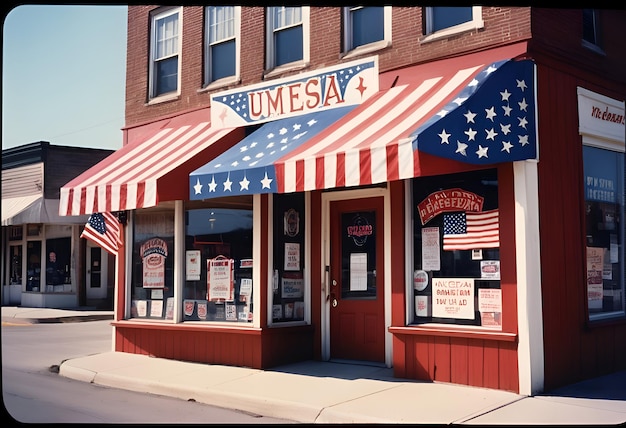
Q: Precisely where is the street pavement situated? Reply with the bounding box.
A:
[3,305,626,425]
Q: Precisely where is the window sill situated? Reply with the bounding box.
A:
[341,40,391,60]
[199,76,241,94]
[581,40,606,56]
[389,325,517,342]
[420,21,484,44]
[113,319,261,334]
[147,93,180,106]
[263,60,309,80]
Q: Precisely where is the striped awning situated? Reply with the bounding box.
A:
[60,112,243,216]
[189,48,537,197]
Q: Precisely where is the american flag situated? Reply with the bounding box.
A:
[443,209,499,251]
[413,59,537,165]
[81,212,122,255]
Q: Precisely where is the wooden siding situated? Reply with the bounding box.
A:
[535,62,626,391]
[114,324,314,368]
[1,163,43,198]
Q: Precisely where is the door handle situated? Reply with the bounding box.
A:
[330,293,337,308]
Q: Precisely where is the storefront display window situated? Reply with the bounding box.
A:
[184,199,253,323]
[411,169,502,328]
[9,245,22,285]
[26,240,41,292]
[272,193,306,323]
[130,209,175,319]
[583,145,625,320]
[45,237,71,291]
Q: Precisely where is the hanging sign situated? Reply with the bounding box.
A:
[141,238,168,289]
[207,255,234,301]
[417,188,484,225]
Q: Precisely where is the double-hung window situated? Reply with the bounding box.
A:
[343,6,391,54]
[424,6,483,41]
[150,7,181,99]
[205,6,240,86]
[266,6,309,71]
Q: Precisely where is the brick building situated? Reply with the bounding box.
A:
[60,7,625,394]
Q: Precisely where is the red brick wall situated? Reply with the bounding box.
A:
[125,6,534,129]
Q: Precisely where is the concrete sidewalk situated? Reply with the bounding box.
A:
[3,306,626,424]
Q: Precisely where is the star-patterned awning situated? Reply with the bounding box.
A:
[189,106,357,199]
[190,51,537,199]
[411,59,537,164]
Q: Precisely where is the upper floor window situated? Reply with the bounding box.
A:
[343,6,391,55]
[424,6,483,41]
[266,6,309,71]
[582,9,603,51]
[150,7,181,99]
[205,6,240,86]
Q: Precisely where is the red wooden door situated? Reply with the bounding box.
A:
[329,197,385,363]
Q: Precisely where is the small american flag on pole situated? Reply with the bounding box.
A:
[443,209,499,251]
[81,212,122,255]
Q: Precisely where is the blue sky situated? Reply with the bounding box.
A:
[2,5,127,151]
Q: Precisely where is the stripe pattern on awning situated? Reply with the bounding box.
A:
[60,121,238,216]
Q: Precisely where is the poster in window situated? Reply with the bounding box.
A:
[586,247,604,310]
[284,208,300,237]
[197,301,208,319]
[225,301,237,321]
[272,304,283,320]
[207,256,234,301]
[150,299,163,317]
[186,250,201,281]
[478,288,502,329]
[184,299,195,316]
[165,297,174,319]
[141,238,167,288]
[239,278,252,302]
[350,253,368,291]
[135,300,148,317]
[432,278,475,319]
[284,242,300,271]
[480,260,500,280]
[281,272,304,298]
[421,227,441,271]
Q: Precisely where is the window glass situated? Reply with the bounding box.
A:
[349,6,384,49]
[45,237,71,290]
[268,6,303,67]
[9,244,22,285]
[151,8,179,97]
[582,9,602,49]
[411,169,502,328]
[272,193,306,323]
[583,145,625,319]
[130,210,175,319]
[431,7,472,32]
[26,240,41,292]
[206,6,237,83]
[184,203,253,323]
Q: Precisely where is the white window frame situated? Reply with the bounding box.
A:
[204,6,241,89]
[342,6,392,59]
[422,6,483,43]
[264,6,310,77]
[149,7,182,102]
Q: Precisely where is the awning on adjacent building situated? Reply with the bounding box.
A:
[2,194,41,225]
[3,196,90,225]
[60,110,244,216]
[189,47,537,198]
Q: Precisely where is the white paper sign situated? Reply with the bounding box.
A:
[186,250,201,281]
[284,242,300,271]
[421,227,441,271]
[350,253,368,291]
[432,278,474,319]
